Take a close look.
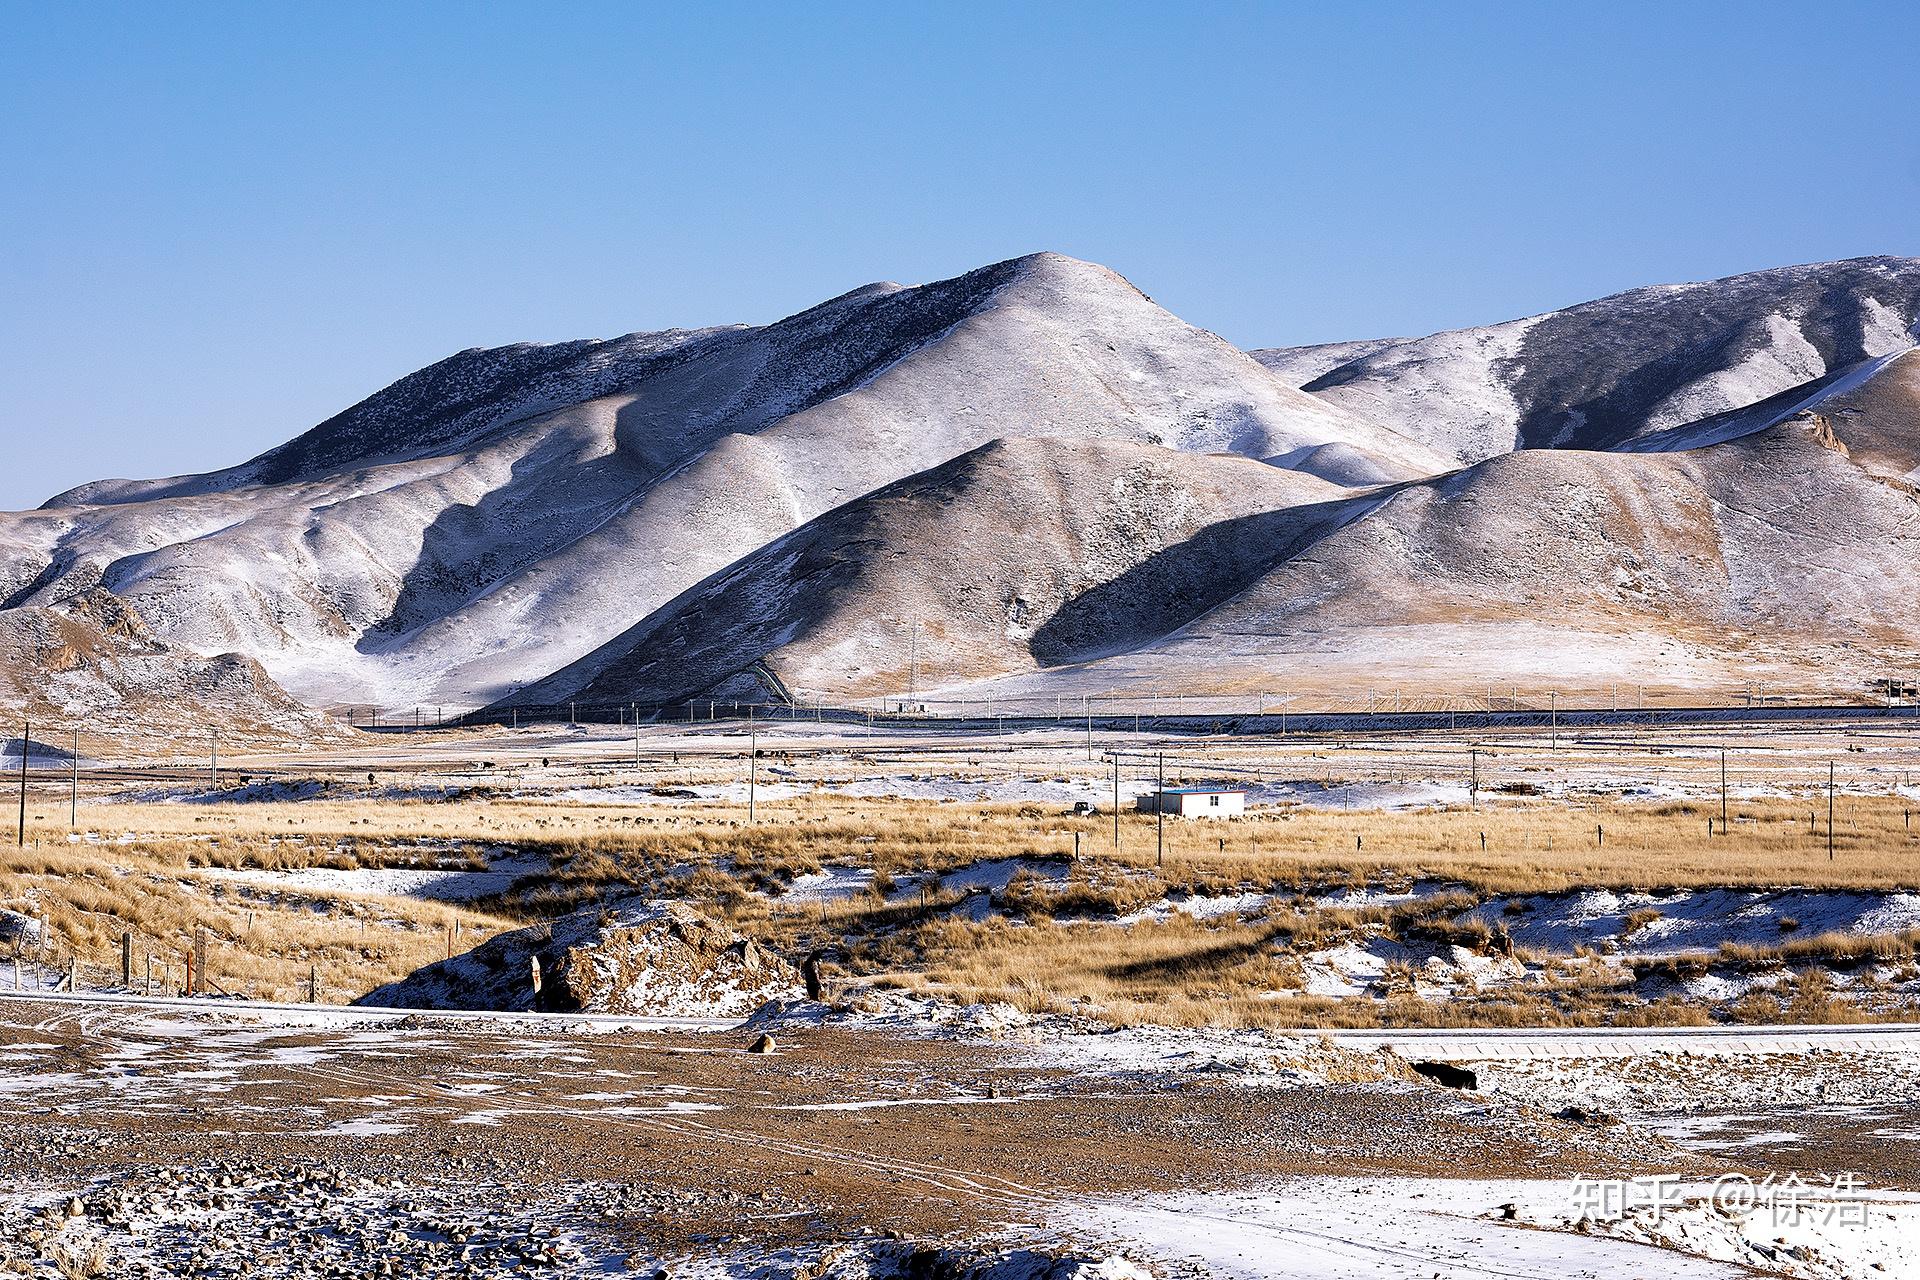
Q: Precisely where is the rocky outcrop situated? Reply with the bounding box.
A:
[359,900,802,1018]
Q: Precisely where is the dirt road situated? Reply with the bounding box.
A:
[0,993,1791,1278]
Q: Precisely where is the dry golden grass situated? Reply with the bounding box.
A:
[860,911,1693,1030]
[25,784,1917,893]
[0,840,517,1003]
[5,778,1918,1023]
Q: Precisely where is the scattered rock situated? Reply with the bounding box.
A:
[819,1241,1154,1280]
[1555,1103,1618,1127]
[1409,1060,1479,1090]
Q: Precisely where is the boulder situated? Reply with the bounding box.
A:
[358,900,802,1018]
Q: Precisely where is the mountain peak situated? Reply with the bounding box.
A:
[9,251,1917,729]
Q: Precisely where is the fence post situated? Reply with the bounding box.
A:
[308,963,318,1004]
[121,933,131,988]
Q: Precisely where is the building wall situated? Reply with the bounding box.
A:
[1135,791,1245,818]
[1176,791,1243,819]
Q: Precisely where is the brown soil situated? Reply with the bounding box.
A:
[0,999,1672,1264]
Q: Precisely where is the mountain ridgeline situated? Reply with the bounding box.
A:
[4,251,1918,734]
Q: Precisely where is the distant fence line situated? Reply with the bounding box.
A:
[321,685,1920,734]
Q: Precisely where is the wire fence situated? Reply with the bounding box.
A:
[320,684,1920,735]
[2,926,330,1003]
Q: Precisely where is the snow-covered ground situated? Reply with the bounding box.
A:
[1065,1177,1920,1279]
[9,989,1920,1278]
[1066,1179,1731,1278]
[761,856,1071,908]
[193,853,545,903]
[1469,888,1920,957]
[562,772,1475,811]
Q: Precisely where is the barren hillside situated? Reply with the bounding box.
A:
[512,438,1372,707]
[1,253,1916,727]
[0,591,345,754]
[924,408,1920,704]
[0,254,1441,716]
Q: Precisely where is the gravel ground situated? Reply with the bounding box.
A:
[0,997,1711,1278]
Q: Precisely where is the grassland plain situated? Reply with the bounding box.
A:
[6,720,1920,1027]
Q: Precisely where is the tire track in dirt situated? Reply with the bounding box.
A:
[281,1053,1049,1211]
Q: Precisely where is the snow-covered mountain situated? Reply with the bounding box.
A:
[0,254,1443,715]
[958,405,1920,705]
[2,252,1917,728]
[509,438,1369,708]
[1256,257,1920,465]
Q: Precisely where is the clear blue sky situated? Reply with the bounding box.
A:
[4,1,1916,510]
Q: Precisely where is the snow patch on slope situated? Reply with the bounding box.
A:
[1642,312,1827,433]
[1303,316,1542,465]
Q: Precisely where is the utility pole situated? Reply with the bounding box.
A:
[1549,691,1558,751]
[70,728,79,829]
[748,705,758,825]
[1155,752,1165,871]
[1828,761,1836,861]
[1720,748,1728,836]
[16,721,27,848]
[1084,695,1093,761]
[1469,745,1479,809]
[908,620,919,707]
[1111,753,1121,849]
[210,730,218,790]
